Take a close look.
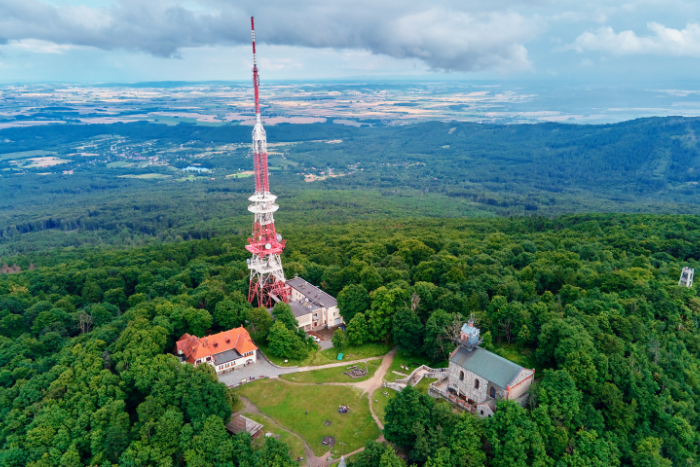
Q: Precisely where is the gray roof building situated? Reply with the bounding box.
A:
[213,348,242,365]
[450,346,525,389]
[287,276,337,308]
[289,299,319,318]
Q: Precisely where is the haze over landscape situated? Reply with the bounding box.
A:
[2,2,700,467]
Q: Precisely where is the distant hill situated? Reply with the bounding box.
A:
[1,117,700,254]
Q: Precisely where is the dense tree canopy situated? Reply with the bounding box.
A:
[1,213,700,466]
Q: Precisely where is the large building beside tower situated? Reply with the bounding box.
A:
[245,17,289,308]
[287,276,344,331]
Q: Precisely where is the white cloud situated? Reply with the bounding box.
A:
[7,39,78,54]
[568,22,700,56]
[0,0,545,74]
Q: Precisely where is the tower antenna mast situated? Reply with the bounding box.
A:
[245,16,289,307]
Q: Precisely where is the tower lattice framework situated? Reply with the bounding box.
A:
[245,17,289,307]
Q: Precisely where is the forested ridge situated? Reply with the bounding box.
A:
[3,117,700,256]
[1,213,700,466]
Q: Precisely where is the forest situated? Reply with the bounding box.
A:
[3,116,700,256]
[0,213,699,466]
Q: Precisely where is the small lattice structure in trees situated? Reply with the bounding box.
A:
[679,267,694,287]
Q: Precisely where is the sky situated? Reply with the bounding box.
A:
[0,0,700,84]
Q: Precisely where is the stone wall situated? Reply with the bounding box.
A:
[448,362,507,403]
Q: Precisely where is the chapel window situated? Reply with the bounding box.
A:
[459,371,464,381]
[474,379,480,389]
[490,387,496,398]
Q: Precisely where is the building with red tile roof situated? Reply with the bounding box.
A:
[175,326,258,374]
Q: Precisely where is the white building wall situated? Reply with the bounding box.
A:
[296,313,313,330]
[214,350,257,374]
[507,369,534,400]
[327,306,343,326]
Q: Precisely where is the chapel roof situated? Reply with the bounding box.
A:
[450,346,525,389]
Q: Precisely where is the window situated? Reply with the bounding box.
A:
[490,387,496,398]
[480,410,484,415]
[474,379,480,389]
[459,371,464,381]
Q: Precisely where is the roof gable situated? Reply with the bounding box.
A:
[176,326,257,362]
[450,346,525,389]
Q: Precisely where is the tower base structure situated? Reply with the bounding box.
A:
[247,253,289,308]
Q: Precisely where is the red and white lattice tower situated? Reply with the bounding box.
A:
[246,17,289,307]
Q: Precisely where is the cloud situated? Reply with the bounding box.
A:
[568,22,700,56]
[0,0,545,73]
[8,39,78,54]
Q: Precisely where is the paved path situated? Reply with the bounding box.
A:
[217,356,295,387]
[218,352,386,387]
[361,348,396,430]
[296,355,384,373]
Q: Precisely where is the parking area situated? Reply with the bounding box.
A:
[308,329,335,350]
[217,356,297,387]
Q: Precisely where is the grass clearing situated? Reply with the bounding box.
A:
[231,395,245,413]
[384,351,447,382]
[118,173,171,179]
[227,171,254,178]
[257,341,392,368]
[257,343,336,367]
[107,161,132,168]
[0,150,57,161]
[320,342,393,362]
[371,387,397,425]
[413,377,439,395]
[25,157,72,168]
[239,379,380,457]
[280,359,382,384]
[244,413,306,461]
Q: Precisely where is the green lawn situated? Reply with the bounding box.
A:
[239,379,381,457]
[244,413,306,461]
[107,161,132,168]
[320,342,393,362]
[384,351,447,383]
[0,150,56,161]
[371,387,397,425]
[231,397,245,413]
[413,377,439,395]
[118,173,171,179]
[280,359,381,384]
[257,341,392,368]
[257,343,336,367]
